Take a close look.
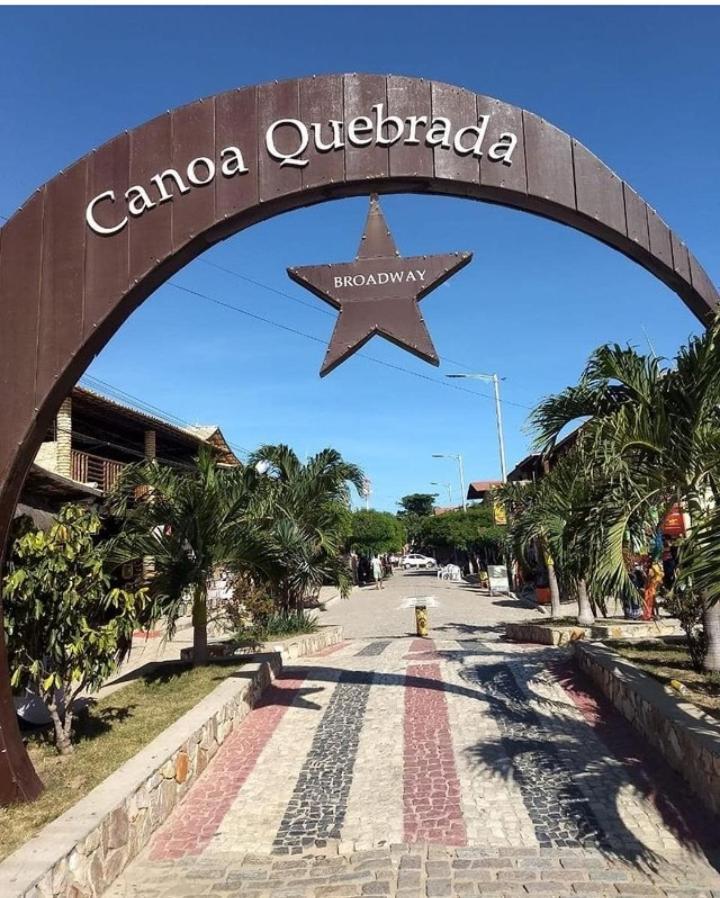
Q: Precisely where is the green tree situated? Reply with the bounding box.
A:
[3,505,145,754]
[418,505,504,567]
[110,444,364,662]
[530,325,720,669]
[108,447,268,666]
[348,510,406,555]
[496,454,597,625]
[244,445,365,609]
[398,493,437,517]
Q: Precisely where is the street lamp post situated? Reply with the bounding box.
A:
[432,454,466,511]
[446,372,507,482]
[430,481,453,505]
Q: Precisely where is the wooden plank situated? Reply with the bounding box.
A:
[689,253,720,313]
[523,111,575,209]
[215,86,259,221]
[258,79,302,202]
[84,133,131,338]
[572,141,625,234]
[478,95,526,193]
[0,190,45,483]
[128,113,173,283]
[647,208,673,269]
[430,81,479,186]
[387,75,432,179]
[671,232,691,283]
[171,99,216,249]
[623,184,649,251]
[299,75,345,190]
[343,73,388,182]
[36,159,88,403]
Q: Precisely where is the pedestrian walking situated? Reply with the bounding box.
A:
[371,554,384,589]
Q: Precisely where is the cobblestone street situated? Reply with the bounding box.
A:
[105,574,720,897]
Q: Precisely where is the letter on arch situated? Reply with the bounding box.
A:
[85,191,128,236]
[125,185,156,217]
[220,146,249,176]
[488,132,518,165]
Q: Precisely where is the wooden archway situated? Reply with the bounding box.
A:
[0,74,717,802]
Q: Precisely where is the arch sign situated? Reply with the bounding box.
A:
[0,73,717,803]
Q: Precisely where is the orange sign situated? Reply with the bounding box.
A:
[662,505,685,537]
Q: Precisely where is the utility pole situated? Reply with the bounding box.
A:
[446,372,507,483]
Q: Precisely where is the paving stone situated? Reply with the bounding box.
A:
[425,881,452,897]
[101,578,720,898]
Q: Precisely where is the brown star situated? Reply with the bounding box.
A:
[287,195,473,376]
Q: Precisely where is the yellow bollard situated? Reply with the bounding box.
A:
[415,604,428,637]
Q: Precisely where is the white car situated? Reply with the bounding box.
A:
[402,553,437,570]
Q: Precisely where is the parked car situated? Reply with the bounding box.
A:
[401,553,437,570]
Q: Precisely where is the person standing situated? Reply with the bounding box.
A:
[371,554,384,590]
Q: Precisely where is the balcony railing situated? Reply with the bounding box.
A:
[71,449,125,493]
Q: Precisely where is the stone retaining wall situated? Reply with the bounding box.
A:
[506,619,683,646]
[0,625,343,898]
[574,641,720,817]
[505,622,589,646]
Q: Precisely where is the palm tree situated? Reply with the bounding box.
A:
[497,454,596,625]
[246,445,365,610]
[107,447,267,665]
[530,323,720,671]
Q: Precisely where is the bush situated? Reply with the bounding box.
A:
[3,504,146,754]
[236,609,318,642]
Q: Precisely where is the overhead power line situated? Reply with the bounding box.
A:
[2,207,533,412]
[79,373,252,458]
[199,256,490,375]
[167,279,533,411]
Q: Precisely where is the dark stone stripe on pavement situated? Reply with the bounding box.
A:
[149,671,310,860]
[271,670,372,853]
[355,640,392,657]
[463,661,609,850]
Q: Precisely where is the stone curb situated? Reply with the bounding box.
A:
[0,625,343,898]
[505,621,589,646]
[507,619,682,646]
[574,640,720,816]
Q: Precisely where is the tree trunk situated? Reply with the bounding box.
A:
[576,579,595,627]
[0,600,44,804]
[192,584,209,666]
[547,561,562,619]
[703,600,720,672]
[47,689,73,755]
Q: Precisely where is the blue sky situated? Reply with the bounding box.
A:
[2,6,719,511]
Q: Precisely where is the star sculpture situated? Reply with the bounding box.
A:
[287,195,473,376]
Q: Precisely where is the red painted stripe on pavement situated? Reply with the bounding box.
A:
[405,637,440,660]
[403,661,467,846]
[549,660,719,851]
[149,671,309,860]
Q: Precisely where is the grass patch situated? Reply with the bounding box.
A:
[0,660,244,861]
[607,639,720,720]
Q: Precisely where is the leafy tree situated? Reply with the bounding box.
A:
[496,454,597,625]
[418,504,504,566]
[530,324,720,669]
[348,510,406,555]
[398,493,437,517]
[108,447,269,666]
[109,444,364,663]
[3,504,145,754]
[244,444,365,609]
